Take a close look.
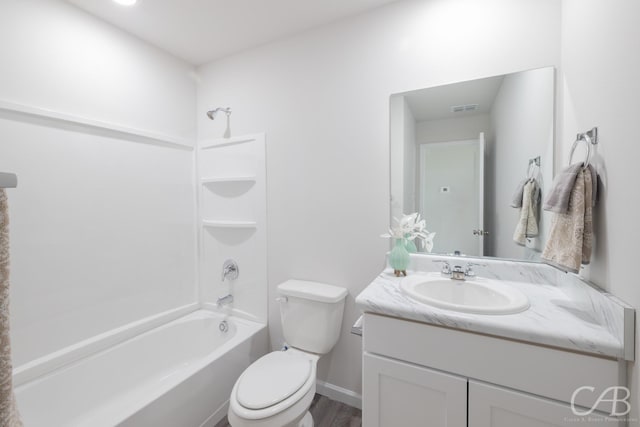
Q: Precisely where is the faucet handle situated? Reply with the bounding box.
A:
[222,259,239,281]
[432,260,451,275]
[464,262,487,277]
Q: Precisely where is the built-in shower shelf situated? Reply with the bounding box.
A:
[202,220,257,229]
[201,176,256,185]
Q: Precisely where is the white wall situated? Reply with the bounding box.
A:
[489,68,554,259]
[560,0,640,417]
[390,96,417,220]
[389,96,406,221]
[0,0,197,365]
[197,0,561,395]
[0,0,196,143]
[416,114,492,144]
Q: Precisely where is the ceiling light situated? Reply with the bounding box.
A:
[113,0,137,6]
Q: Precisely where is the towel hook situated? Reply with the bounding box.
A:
[569,133,593,170]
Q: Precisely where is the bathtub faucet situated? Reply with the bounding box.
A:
[217,294,234,307]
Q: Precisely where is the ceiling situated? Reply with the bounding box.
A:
[67,0,402,65]
[404,75,505,122]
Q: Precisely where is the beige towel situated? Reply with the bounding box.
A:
[542,169,593,272]
[513,180,539,245]
[0,189,22,427]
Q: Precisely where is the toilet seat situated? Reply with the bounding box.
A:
[236,351,312,410]
[229,350,318,422]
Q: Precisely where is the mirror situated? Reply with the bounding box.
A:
[390,67,554,261]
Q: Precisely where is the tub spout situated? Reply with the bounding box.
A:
[216,294,234,308]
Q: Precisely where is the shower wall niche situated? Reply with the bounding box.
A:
[197,134,267,324]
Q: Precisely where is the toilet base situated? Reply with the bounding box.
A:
[299,411,313,427]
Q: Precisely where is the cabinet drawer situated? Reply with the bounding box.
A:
[363,313,623,413]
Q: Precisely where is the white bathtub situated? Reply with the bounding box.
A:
[15,310,267,427]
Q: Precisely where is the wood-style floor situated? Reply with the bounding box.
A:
[215,394,362,427]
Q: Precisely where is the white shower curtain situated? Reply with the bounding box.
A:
[0,189,22,426]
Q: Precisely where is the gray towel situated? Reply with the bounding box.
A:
[543,163,583,213]
[510,178,530,208]
[587,164,598,207]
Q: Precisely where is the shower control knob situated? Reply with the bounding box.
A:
[222,259,239,281]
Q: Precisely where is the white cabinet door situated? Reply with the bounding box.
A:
[363,353,467,427]
[469,381,622,427]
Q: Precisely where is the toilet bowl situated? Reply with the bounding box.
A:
[228,280,348,427]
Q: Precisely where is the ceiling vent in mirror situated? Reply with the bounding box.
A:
[450,104,479,113]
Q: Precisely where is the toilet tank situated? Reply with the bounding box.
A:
[277,280,348,355]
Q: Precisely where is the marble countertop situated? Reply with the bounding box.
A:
[356,267,627,359]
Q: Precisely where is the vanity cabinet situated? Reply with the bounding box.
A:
[362,313,625,427]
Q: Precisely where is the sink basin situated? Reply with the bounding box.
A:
[400,274,529,315]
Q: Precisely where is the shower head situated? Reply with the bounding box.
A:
[206,107,232,120]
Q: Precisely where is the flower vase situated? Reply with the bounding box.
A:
[390,238,410,277]
[404,234,418,253]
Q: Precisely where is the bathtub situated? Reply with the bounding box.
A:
[14,310,268,427]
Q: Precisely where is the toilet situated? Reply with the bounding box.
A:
[228,280,348,427]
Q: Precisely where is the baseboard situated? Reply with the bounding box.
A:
[200,400,229,427]
[315,380,362,410]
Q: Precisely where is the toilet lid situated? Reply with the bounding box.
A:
[236,351,312,410]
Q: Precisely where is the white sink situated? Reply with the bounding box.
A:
[400,274,530,315]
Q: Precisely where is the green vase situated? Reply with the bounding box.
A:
[404,234,417,253]
[390,238,410,276]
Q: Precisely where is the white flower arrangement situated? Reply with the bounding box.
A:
[381,212,436,253]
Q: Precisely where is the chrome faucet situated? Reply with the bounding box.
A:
[221,259,239,281]
[450,265,467,280]
[217,294,234,307]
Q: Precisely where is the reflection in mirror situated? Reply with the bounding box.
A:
[390,67,554,261]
